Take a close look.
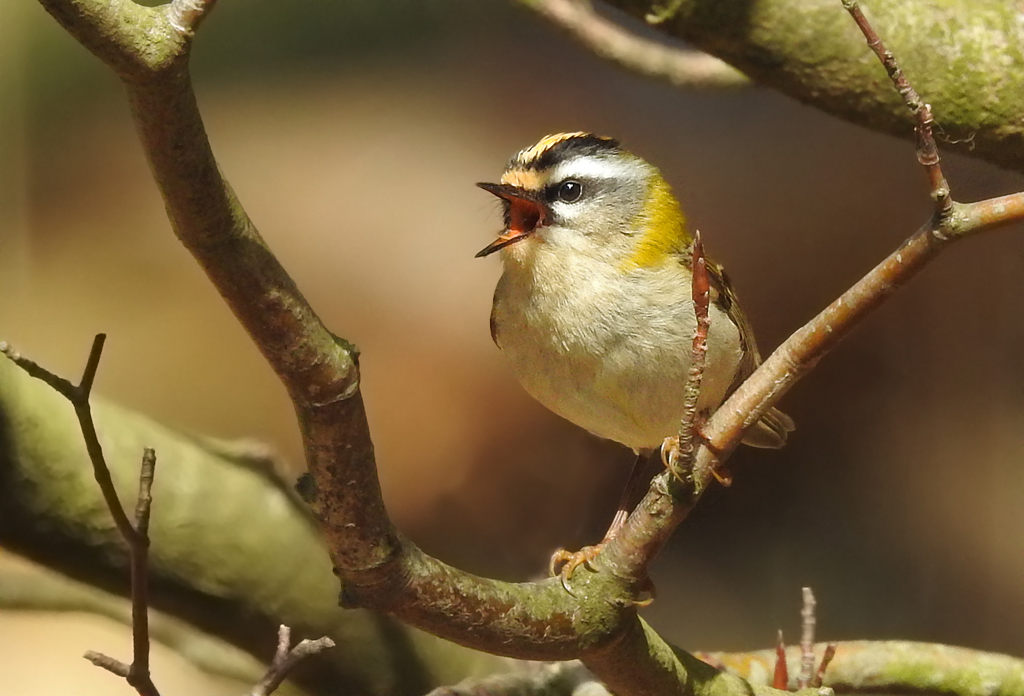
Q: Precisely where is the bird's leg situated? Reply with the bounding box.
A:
[550,451,651,583]
[661,410,731,485]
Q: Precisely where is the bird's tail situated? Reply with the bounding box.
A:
[740,407,795,449]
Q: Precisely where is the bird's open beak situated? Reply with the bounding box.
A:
[475,182,545,258]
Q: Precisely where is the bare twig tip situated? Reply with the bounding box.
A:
[79,333,107,397]
[250,626,335,696]
[840,0,951,214]
[84,651,131,678]
[813,643,838,687]
[167,0,218,37]
[798,587,818,688]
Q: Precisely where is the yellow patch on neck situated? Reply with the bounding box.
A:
[622,173,690,270]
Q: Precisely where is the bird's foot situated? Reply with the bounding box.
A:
[549,544,603,592]
[549,545,657,605]
[661,428,731,486]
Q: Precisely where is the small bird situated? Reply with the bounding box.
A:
[476,132,792,576]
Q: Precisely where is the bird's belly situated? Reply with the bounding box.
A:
[494,282,743,450]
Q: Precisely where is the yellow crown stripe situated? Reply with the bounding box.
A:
[515,132,592,166]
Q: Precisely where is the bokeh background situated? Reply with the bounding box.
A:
[2,0,1024,692]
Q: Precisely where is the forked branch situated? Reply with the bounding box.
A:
[250,625,336,696]
[1,338,334,696]
[1,337,160,696]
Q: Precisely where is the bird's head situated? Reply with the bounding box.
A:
[476,132,690,269]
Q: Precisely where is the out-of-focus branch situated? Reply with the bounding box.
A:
[0,355,501,695]
[518,0,747,89]
[797,588,816,689]
[250,626,335,696]
[0,551,268,686]
[6,343,338,696]
[166,0,218,36]
[701,642,1024,696]
[0,336,136,546]
[427,661,604,696]
[590,0,1024,174]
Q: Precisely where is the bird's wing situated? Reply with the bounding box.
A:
[678,246,761,383]
[680,247,794,448]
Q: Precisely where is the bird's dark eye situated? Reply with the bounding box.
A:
[556,180,584,203]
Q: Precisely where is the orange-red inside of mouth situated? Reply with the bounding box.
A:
[508,197,543,235]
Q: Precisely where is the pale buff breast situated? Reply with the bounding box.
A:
[492,242,744,450]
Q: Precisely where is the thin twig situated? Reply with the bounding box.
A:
[249,625,336,696]
[0,340,79,399]
[128,448,157,693]
[797,588,816,689]
[1,337,161,696]
[840,0,951,217]
[75,337,141,545]
[812,644,837,688]
[1,335,138,544]
[664,230,711,481]
[519,0,748,89]
[84,651,132,677]
[79,332,106,398]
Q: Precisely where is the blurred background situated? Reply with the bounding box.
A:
[2,0,1023,692]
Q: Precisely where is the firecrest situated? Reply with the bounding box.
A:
[477,132,793,458]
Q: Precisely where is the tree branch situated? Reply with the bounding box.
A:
[701,642,1024,695]
[517,0,748,89]
[3,343,331,696]
[564,0,1024,174]
[0,353,500,694]
[527,0,1024,677]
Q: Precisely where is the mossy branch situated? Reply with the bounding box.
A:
[529,0,1024,174]
[0,354,496,696]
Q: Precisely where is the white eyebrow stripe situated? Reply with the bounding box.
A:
[549,156,640,184]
